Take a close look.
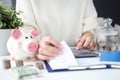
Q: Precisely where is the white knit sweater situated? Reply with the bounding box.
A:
[16,0,98,46]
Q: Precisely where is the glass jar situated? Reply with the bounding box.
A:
[97,18,119,52]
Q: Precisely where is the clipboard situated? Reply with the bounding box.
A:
[44,60,69,72]
[44,60,120,72]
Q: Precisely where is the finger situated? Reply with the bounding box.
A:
[44,37,62,48]
[87,42,95,50]
[38,48,57,57]
[76,38,81,43]
[37,53,52,60]
[40,43,62,55]
[76,39,85,49]
[83,39,91,48]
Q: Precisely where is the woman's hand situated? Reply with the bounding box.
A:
[76,31,96,50]
[37,37,62,60]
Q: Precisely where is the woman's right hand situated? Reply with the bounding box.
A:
[37,37,62,60]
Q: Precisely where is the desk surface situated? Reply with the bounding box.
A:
[0,56,120,80]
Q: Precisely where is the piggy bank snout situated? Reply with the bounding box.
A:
[27,42,39,52]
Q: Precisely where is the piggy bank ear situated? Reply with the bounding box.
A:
[11,29,21,40]
[31,29,39,37]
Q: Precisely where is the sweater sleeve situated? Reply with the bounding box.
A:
[16,0,41,40]
[82,0,98,34]
[16,0,39,29]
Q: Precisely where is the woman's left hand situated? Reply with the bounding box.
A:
[76,31,96,50]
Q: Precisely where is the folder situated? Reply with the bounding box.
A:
[44,60,120,72]
[100,51,120,62]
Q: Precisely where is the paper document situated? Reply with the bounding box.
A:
[48,41,78,70]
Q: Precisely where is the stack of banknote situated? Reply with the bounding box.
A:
[9,66,42,80]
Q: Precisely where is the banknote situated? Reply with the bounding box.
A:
[9,66,42,80]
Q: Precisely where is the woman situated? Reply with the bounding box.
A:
[16,0,98,60]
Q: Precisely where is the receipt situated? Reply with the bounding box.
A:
[48,40,78,70]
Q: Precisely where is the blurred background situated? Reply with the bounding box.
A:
[94,0,120,25]
[0,0,15,9]
[0,0,120,25]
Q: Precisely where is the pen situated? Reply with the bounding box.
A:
[68,64,111,70]
[111,64,120,69]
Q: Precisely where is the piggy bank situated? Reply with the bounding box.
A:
[7,27,39,60]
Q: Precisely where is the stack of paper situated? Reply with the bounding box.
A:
[48,40,79,70]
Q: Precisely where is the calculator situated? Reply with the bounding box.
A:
[70,47,99,58]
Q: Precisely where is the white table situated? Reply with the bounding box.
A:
[0,56,120,80]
